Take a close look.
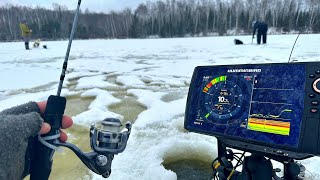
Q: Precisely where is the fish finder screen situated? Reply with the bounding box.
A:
[187,64,306,148]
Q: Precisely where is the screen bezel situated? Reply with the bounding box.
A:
[184,62,308,153]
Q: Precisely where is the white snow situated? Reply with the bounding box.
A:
[73,88,123,125]
[0,34,320,179]
[116,75,145,87]
[76,75,117,89]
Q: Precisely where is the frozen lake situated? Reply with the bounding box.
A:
[0,35,320,180]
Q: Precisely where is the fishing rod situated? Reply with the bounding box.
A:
[29,0,132,179]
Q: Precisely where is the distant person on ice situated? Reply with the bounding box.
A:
[252,21,268,44]
[19,20,32,50]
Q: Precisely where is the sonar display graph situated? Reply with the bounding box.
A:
[191,64,306,148]
[248,108,292,136]
[247,75,296,137]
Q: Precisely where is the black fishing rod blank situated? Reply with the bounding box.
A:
[57,0,82,96]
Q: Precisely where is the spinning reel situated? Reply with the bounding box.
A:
[55,118,132,178]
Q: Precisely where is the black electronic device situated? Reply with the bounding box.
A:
[184,61,320,159]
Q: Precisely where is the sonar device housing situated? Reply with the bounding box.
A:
[184,61,320,179]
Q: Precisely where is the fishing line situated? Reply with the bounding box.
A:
[288,19,320,63]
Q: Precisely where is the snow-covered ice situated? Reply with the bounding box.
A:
[0,34,320,179]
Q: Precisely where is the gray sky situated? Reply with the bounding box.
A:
[0,0,153,12]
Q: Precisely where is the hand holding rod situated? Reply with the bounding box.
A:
[29,1,133,179]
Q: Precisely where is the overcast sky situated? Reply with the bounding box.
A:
[0,0,155,12]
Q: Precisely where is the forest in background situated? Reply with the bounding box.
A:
[0,0,320,41]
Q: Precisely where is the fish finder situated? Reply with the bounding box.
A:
[184,61,320,159]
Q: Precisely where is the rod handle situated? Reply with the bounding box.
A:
[43,95,66,134]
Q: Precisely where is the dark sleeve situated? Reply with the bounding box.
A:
[252,24,258,36]
[0,104,43,179]
[0,101,40,115]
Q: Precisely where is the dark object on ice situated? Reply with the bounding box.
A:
[234,39,244,45]
[252,21,268,44]
[43,45,47,49]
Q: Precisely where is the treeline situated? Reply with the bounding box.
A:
[1,0,320,41]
